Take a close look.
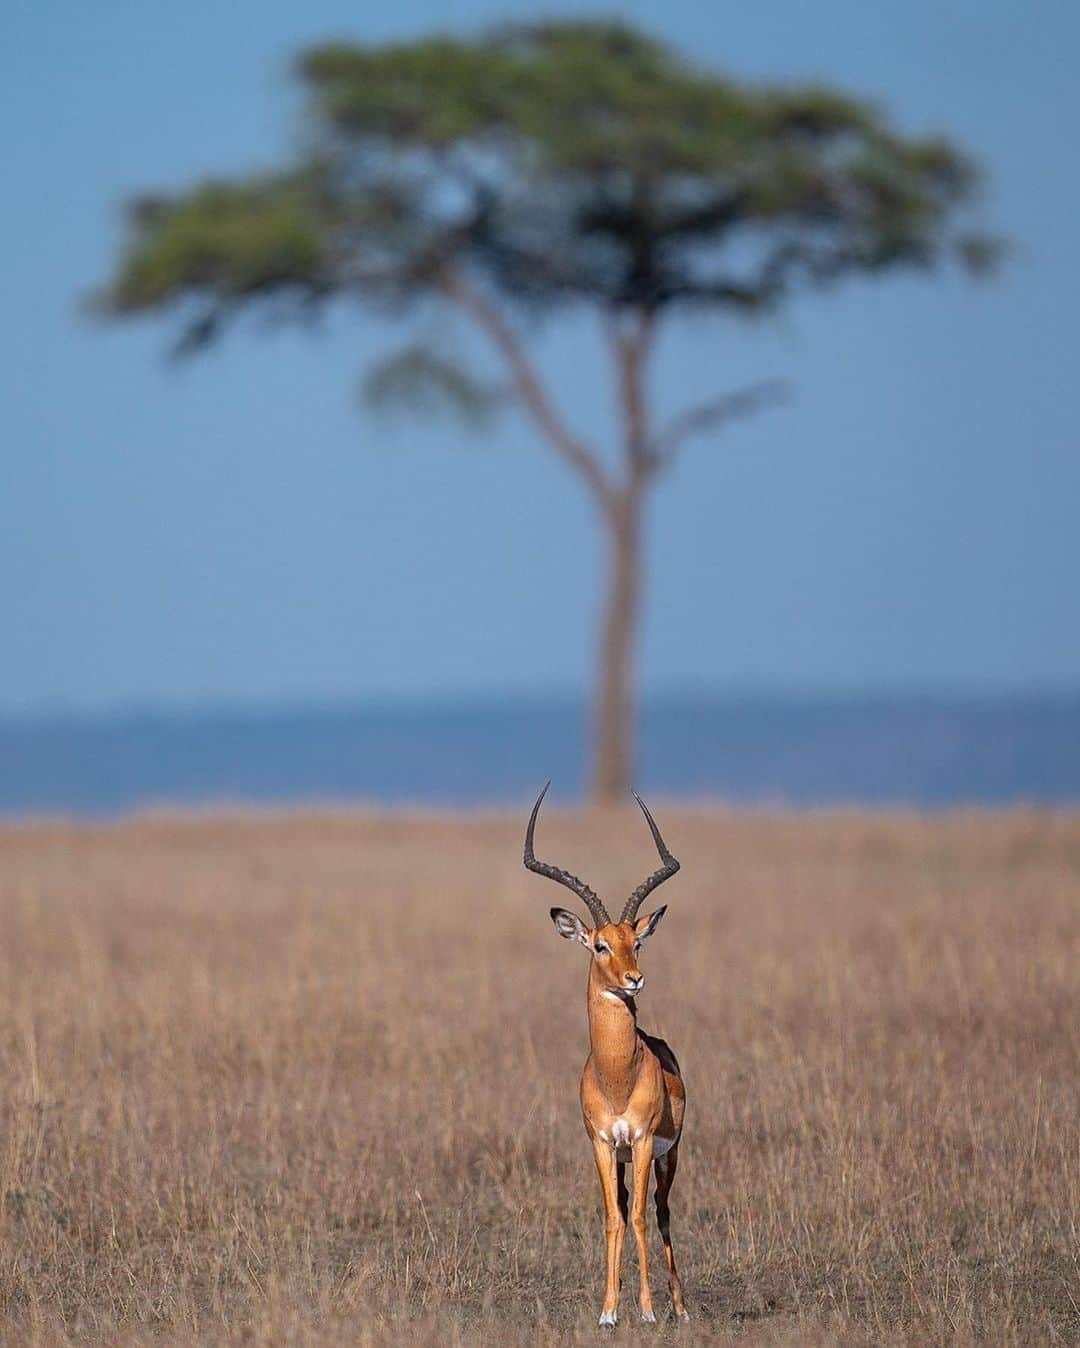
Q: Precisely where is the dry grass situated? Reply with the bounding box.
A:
[1,806,1078,1346]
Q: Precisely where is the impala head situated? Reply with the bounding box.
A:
[523,782,679,1001]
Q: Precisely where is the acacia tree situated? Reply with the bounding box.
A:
[97,21,999,802]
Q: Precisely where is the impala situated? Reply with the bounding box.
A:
[524,783,689,1326]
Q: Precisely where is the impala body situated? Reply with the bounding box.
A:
[524,785,689,1326]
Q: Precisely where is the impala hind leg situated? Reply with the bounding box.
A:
[654,1144,689,1321]
[616,1160,629,1255]
[592,1138,624,1326]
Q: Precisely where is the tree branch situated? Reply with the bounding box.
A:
[439,267,614,507]
[649,379,788,472]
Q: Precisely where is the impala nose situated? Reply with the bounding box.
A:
[624,973,644,992]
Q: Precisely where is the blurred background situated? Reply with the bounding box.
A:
[3,0,1078,814]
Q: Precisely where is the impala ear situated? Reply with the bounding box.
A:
[550,907,589,944]
[634,905,667,942]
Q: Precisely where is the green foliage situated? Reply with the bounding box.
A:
[105,177,328,308]
[361,342,501,426]
[97,19,1001,355]
[94,172,331,350]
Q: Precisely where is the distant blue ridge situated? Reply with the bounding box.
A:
[1,692,1078,815]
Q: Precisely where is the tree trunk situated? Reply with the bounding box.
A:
[592,494,642,804]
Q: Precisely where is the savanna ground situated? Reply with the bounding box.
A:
[1,807,1078,1346]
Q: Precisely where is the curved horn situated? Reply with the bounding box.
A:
[619,792,680,924]
[523,782,611,928]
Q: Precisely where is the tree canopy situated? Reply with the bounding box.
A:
[98,20,999,361]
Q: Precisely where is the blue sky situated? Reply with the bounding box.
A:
[3,0,1077,716]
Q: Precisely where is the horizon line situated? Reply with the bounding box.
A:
[4,682,1080,731]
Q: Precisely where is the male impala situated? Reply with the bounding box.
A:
[524,783,688,1326]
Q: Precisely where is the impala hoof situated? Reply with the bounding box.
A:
[640,1309,657,1322]
[677,1310,691,1323]
[598,1309,618,1327]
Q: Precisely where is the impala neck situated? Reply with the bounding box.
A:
[587,959,643,1110]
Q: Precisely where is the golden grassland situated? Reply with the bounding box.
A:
[1,806,1078,1345]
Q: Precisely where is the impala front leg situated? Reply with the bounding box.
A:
[591,1136,624,1326]
[631,1133,656,1320]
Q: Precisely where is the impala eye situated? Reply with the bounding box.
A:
[634,941,642,953]
[594,942,609,956]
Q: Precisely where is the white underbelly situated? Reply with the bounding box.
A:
[602,1119,677,1162]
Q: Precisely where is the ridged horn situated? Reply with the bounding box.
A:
[523,782,611,928]
[619,792,680,924]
